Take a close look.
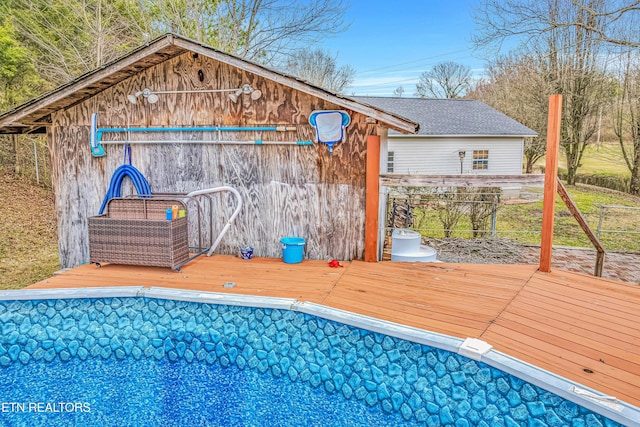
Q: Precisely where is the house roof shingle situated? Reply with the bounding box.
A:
[354,96,537,137]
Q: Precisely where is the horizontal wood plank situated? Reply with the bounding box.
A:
[380,174,545,188]
[480,326,639,405]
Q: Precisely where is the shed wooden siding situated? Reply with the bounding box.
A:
[388,137,524,175]
[49,51,376,268]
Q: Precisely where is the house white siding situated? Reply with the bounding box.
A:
[387,136,524,175]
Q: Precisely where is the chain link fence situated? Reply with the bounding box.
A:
[0,135,51,187]
[387,187,503,238]
[596,205,640,249]
[385,186,640,255]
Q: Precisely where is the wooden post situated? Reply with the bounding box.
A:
[540,95,562,273]
[12,134,19,174]
[365,135,381,262]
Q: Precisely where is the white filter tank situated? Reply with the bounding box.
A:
[391,229,421,255]
[391,228,438,263]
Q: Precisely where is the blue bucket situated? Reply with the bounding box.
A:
[280,237,306,264]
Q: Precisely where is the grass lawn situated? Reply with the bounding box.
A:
[554,142,631,179]
[0,172,59,290]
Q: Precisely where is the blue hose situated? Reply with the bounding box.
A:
[98,146,151,214]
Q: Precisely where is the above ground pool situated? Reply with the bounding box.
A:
[0,287,636,426]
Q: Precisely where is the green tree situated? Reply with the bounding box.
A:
[0,20,47,177]
[4,0,149,85]
[0,21,44,109]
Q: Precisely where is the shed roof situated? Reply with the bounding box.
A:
[0,34,418,135]
[355,96,537,137]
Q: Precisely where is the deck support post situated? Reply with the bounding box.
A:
[365,135,381,262]
[540,95,562,273]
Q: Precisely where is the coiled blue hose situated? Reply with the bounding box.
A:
[98,146,151,214]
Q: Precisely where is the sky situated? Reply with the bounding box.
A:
[319,0,485,97]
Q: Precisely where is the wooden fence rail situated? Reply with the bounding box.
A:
[380,174,545,188]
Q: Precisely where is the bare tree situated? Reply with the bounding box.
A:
[393,86,405,97]
[145,0,349,63]
[284,48,354,93]
[415,61,473,99]
[436,188,467,237]
[468,188,500,238]
[4,0,349,86]
[473,0,622,184]
[473,0,640,53]
[141,0,216,44]
[467,54,551,173]
[613,52,640,195]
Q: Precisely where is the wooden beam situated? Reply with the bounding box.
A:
[556,178,606,276]
[380,174,545,188]
[365,135,381,262]
[540,95,562,273]
[0,122,50,135]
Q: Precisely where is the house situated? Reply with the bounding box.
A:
[355,97,537,175]
[0,34,418,269]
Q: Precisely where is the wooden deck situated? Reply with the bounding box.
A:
[28,255,640,409]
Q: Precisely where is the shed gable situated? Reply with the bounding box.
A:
[0,34,419,268]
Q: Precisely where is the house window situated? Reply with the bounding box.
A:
[387,151,395,173]
[473,150,489,170]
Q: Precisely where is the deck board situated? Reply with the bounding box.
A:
[524,277,639,316]
[520,275,640,335]
[480,326,639,405]
[480,269,640,408]
[27,255,640,408]
[498,306,639,353]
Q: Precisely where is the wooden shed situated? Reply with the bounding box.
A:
[0,34,418,269]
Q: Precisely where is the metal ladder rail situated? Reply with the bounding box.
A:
[127,187,242,271]
[185,186,243,257]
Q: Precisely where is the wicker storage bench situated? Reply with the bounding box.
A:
[88,198,189,269]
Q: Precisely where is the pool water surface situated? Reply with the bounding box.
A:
[0,357,417,426]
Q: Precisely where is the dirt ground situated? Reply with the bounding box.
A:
[520,246,640,285]
[425,237,640,285]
